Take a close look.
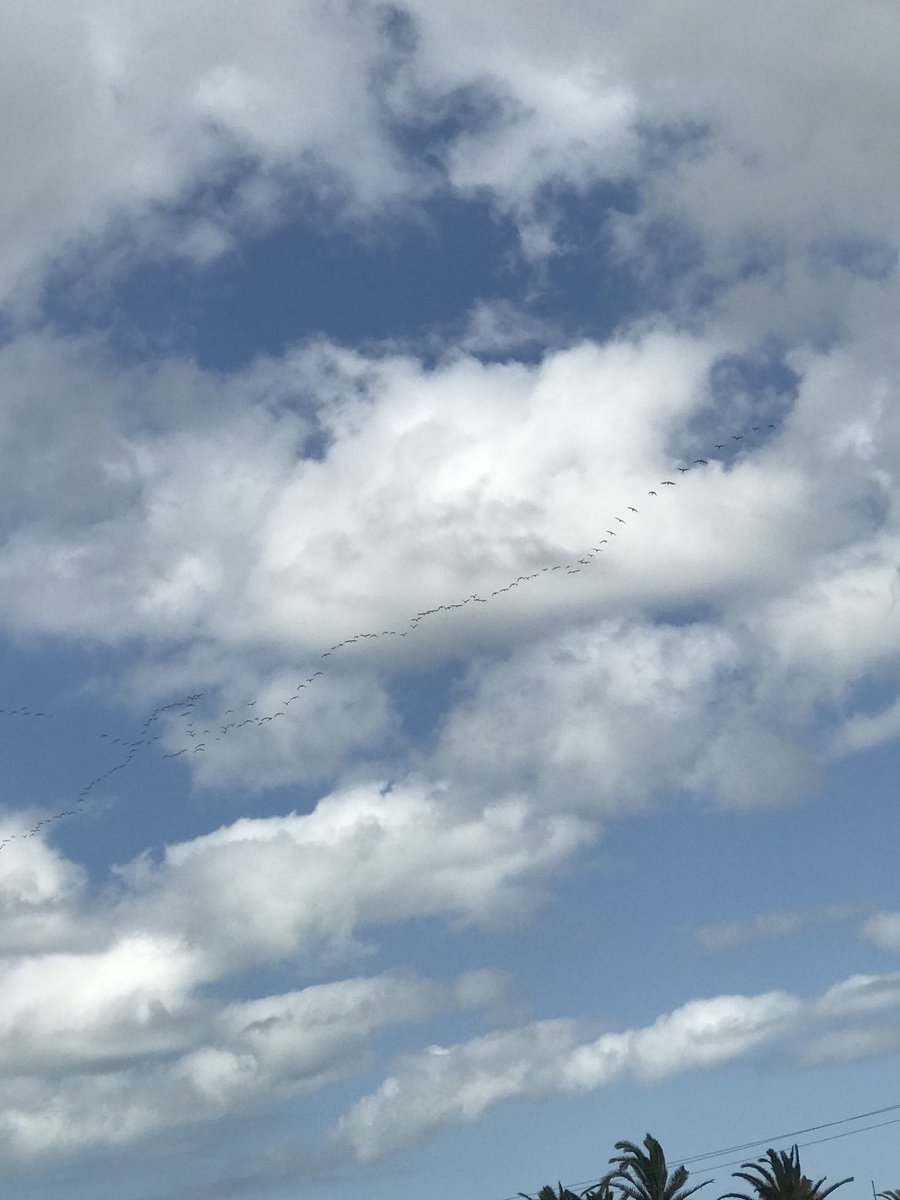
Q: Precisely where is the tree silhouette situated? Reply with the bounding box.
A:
[720,1145,853,1200]
[601,1134,712,1200]
[876,1191,900,1200]
[520,1175,617,1200]
[518,1184,586,1200]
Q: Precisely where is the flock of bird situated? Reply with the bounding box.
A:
[0,417,779,850]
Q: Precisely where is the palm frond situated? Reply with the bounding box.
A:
[603,1134,709,1200]
[724,1146,852,1200]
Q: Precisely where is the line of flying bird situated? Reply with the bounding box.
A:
[0,418,779,849]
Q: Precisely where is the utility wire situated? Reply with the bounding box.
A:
[679,1102,900,1164]
[507,1100,900,1200]
[687,1115,900,1176]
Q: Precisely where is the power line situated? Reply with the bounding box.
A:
[507,1100,900,1200]
[679,1102,900,1164]
[694,1116,900,1176]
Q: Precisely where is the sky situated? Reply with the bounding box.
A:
[0,2,899,1198]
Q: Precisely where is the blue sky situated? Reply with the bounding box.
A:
[1,3,900,1199]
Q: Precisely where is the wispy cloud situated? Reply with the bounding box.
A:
[689,904,868,952]
[332,969,900,1161]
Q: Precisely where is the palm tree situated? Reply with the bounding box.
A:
[875,1191,900,1200]
[601,1134,712,1200]
[720,1145,853,1200]
[519,1178,616,1200]
[518,1185,584,1200]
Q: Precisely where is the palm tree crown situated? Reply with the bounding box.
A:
[875,1191,900,1200]
[519,1184,587,1200]
[720,1145,853,1200]
[520,1181,618,1200]
[601,1133,712,1200]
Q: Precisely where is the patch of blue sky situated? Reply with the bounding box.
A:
[38,190,521,370]
[0,633,158,806]
[38,168,643,378]
[384,656,471,746]
[679,344,801,452]
[708,345,802,411]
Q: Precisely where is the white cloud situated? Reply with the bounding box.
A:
[0,322,896,826]
[801,1024,900,1067]
[0,823,90,955]
[333,1018,589,1160]
[0,766,583,1161]
[335,968,900,1161]
[1,5,900,1191]
[0,0,897,314]
[0,967,488,1160]
[0,931,201,1076]
[861,913,900,952]
[0,0,416,304]
[831,695,900,757]
[813,971,900,1019]
[114,781,591,974]
[435,619,745,812]
[159,669,402,793]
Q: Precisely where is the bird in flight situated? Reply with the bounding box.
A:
[628,506,638,513]
[694,459,707,465]
[677,466,690,474]
[648,490,657,496]
[606,530,617,536]
[732,435,743,441]
[615,517,626,524]
[661,480,675,486]
[715,443,724,449]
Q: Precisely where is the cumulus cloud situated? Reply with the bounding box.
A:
[0,331,715,646]
[434,619,747,812]
[0,967,499,1160]
[0,826,91,955]
[164,669,403,794]
[0,0,897,319]
[0,7,899,1186]
[0,0,416,304]
[0,319,896,824]
[113,781,591,973]
[0,767,586,1162]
